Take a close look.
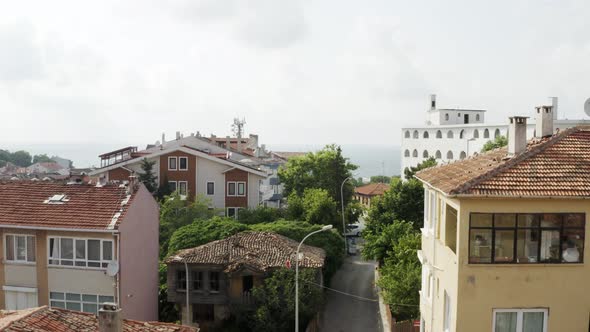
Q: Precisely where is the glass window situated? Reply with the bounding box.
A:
[16,236,26,261]
[103,241,113,261]
[193,271,203,290]
[168,157,177,170]
[495,312,517,332]
[169,181,177,192]
[237,182,246,196]
[60,238,73,265]
[495,214,516,228]
[178,182,188,196]
[48,238,114,269]
[179,157,188,170]
[494,230,515,263]
[177,271,187,290]
[6,235,14,261]
[227,208,236,218]
[50,291,113,315]
[523,312,544,331]
[227,182,236,196]
[49,238,59,265]
[470,229,492,263]
[516,229,539,263]
[494,309,547,332]
[210,272,220,291]
[66,302,81,311]
[26,236,35,262]
[99,296,115,303]
[206,182,214,195]
[6,235,35,263]
[83,303,98,314]
[471,214,493,227]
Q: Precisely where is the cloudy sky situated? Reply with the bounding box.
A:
[1,0,590,165]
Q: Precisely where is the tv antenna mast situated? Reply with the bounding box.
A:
[232,118,246,138]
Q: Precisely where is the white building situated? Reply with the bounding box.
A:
[401,95,590,173]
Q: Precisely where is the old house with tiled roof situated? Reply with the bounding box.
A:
[414,104,590,332]
[165,232,325,330]
[354,182,390,207]
[0,181,159,322]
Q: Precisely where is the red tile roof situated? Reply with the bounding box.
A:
[166,232,326,272]
[354,183,390,196]
[0,306,195,332]
[416,127,590,197]
[0,181,136,230]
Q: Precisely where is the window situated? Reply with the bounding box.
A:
[413,130,419,138]
[445,113,449,121]
[412,149,418,158]
[473,129,479,138]
[436,130,442,138]
[179,157,188,170]
[227,207,241,219]
[168,157,177,170]
[493,309,547,332]
[210,272,220,292]
[423,150,429,158]
[423,131,429,139]
[443,291,451,332]
[459,130,464,139]
[237,182,246,196]
[50,291,114,315]
[6,235,35,263]
[447,151,454,159]
[48,237,114,269]
[178,181,188,196]
[177,271,187,290]
[476,114,480,121]
[495,128,501,138]
[193,271,203,291]
[460,151,467,159]
[404,150,410,157]
[429,191,436,233]
[227,182,236,196]
[447,130,454,139]
[423,190,429,230]
[193,304,214,322]
[404,131,410,138]
[169,181,177,192]
[469,213,585,264]
[227,182,246,197]
[484,128,490,138]
[206,182,215,195]
[435,151,442,159]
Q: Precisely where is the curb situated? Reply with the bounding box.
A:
[375,267,392,332]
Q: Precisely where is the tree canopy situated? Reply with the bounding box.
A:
[32,154,54,164]
[138,158,158,194]
[0,150,33,167]
[481,135,508,152]
[167,217,248,256]
[403,157,436,180]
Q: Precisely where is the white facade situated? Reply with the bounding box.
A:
[401,96,590,173]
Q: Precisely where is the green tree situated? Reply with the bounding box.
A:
[159,193,218,257]
[403,157,436,180]
[237,206,286,225]
[138,158,158,193]
[481,135,508,152]
[155,176,174,200]
[370,175,391,183]
[249,268,324,332]
[167,217,248,255]
[285,193,305,221]
[278,145,358,207]
[301,188,338,227]
[9,150,32,167]
[363,219,416,264]
[32,154,54,164]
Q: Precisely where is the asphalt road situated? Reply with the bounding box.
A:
[319,253,382,332]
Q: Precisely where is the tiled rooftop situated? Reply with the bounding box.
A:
[355,183,390,196]
[166,231,326,272]
[0,306,195,331]
[416,127,590,197]
[0,181,135,230]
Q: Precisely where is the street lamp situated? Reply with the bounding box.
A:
[340,176,355,255]
[295,224,333,332]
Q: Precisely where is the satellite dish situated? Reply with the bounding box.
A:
[585,98,590,117]
[106,261,119,277]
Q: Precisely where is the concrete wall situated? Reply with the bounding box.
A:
[195,157,227,209]
[421,193,590,332]
[247,173,263,208]
[119,184,159,321]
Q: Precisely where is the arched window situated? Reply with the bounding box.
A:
[445,113,449,121]
[436,130,442,138]
[494,129,500,138]
[447,131,454,139]
[423,150,429,158]
[484,129,490,138]
[404,149,410,157]
[423,131,429,139]
[473,130,479,139]
[435,150,441,159]
[413,130,419,139]
[459,130,465,139]
[476,114,480,121]
[405,131,410,138]
[447,151,454,159]
[412,149,418,157]
[460,151,467,159]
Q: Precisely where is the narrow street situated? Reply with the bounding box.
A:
[319,251,382,332]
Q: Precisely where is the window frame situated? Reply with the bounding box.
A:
[468,213,585,264]
[206,181,215,195]
[5,234,36,264]
[168,181,177,192]
[168,157,178,171]
[227,182,236,196]
[492,308,548,332]
[49,291,114,315]
[178,156,188,171]
[227,207,241,219]
[47,237,114,270]
[237,182,246,196]
[209,271,220,292]
[178,181,188,196]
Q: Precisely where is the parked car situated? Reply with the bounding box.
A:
[344,223,365,237]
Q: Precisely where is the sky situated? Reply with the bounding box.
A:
[1,0,590,167]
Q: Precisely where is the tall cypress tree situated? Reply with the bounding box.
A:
[138,158,158,194]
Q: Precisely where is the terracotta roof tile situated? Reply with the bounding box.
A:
[355,183,390,196]
[166,232,325,272]
[0,306,195,332]
[0,181,135,230]
[416,127,590,197]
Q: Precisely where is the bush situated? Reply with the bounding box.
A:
[238,206,286,225]
[167,217,249,256]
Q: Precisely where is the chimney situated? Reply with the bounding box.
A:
[535,105,554,138]
[176,131,181,140]
[508,116,528,155]
[226,136,231,149]
[430,94,437,110]
[98,303,123,332]
[550,97,558,120]
[161,133,166,145]
[128,174,138,194]
[237,139,242,152]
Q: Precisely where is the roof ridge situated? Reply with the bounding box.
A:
[450,127,579,195]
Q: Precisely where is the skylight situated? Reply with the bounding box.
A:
[44,194,69,204]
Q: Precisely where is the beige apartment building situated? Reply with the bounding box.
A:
[0,181,159,321]
[415,105,590,332]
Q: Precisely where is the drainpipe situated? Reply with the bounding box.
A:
[115,233,121,308]
[429,198,437,332]
[184,262,190,325]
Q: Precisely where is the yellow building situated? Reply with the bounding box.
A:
[415,105,590,332]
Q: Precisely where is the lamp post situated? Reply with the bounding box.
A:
[295,224,333,332]
[340,176,354,255]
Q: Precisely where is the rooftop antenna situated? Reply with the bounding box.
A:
[232,118,246,138]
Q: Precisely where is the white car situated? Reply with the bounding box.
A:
[344,223,365,237]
